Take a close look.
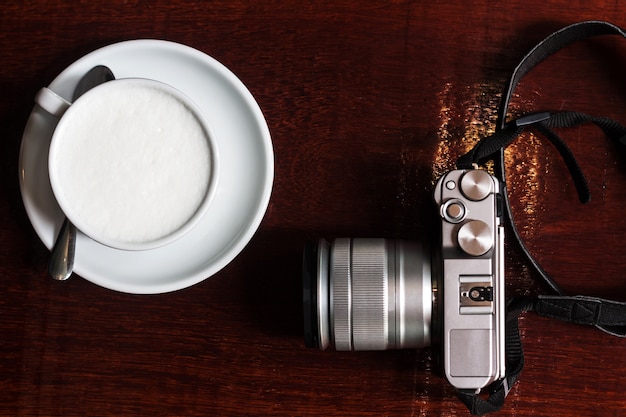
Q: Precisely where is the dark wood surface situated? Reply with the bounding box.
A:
[2,2,626,416]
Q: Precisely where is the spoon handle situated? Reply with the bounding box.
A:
[48,218,76,281]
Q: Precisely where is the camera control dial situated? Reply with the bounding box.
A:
[457,220,493,256]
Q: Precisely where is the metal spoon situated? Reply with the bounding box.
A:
[48,65,115,281]
[49,217,76,280]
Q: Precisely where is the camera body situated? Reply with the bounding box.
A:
[434,169,505,390]
[302,168,505,392]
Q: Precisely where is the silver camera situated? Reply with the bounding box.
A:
[302,169,505,391]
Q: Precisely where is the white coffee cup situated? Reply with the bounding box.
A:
[36,78,219,251]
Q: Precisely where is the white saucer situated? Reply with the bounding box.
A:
[19,40,274,294]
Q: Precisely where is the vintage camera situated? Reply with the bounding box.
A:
[302,168,505,391]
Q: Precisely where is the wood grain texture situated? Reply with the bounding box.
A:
[2,1,626,416]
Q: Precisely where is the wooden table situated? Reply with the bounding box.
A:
[2,2,626,416]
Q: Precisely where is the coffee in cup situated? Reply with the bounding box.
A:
[38,78,219,250]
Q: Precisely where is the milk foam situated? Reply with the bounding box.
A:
[50,81,212,246]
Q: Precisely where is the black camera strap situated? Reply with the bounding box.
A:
[455,21,626,415]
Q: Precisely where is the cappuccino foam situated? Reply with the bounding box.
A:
[50,80,212,247]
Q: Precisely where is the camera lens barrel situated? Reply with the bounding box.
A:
[303,238,433,351]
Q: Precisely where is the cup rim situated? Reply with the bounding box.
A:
[48,77,219,251]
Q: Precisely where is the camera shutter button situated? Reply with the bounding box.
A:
[458,220,493,256]
[445,202,465,222]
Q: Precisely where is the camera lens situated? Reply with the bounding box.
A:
[303,238,433,351]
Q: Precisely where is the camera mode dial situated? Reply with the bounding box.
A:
[460,170,493,201]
